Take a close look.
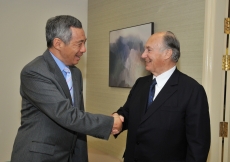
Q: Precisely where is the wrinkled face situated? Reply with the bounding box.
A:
[141,33,166,75]
[59,27,87,66]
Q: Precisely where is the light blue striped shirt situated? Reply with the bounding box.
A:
[49,51,74,104]
[50,52,68,78]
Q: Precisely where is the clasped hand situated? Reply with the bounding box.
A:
[111,113,124,135]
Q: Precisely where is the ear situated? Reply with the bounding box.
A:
[164,49,173,60]
[52,38,64,50]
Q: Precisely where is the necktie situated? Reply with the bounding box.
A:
[147,78,157,107]
[63,67,74,104]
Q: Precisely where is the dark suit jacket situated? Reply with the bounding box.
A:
[117,69,210,162]
[11,50,113,162]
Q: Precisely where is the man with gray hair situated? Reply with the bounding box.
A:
[11,15,122,162]
[113,31,211,161]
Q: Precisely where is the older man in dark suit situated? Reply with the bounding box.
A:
[11,15,122,162]
[113,31,210,162]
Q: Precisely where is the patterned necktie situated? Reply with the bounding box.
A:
[147,78,157,107]
[63,67,74,104]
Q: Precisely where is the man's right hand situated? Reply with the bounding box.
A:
[111,113,124,135]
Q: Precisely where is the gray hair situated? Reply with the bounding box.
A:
[162,31,180,62]
[46,15,82,48]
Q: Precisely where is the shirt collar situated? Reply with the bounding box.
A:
[49,51,67,72]
[153,66,176,88]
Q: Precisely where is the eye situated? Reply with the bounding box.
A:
[147,48,151,53]
[76,40,86,47]
[78,43,82,47]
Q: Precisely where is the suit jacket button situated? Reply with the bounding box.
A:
[136,141,140,145]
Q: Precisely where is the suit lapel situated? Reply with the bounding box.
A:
[70,66,81,107]
[140,69,180,124]
[140,76,153,117]
[43,50,73,105]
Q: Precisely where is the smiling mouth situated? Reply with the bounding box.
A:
[75,55,81,59]
[145,59,152,63]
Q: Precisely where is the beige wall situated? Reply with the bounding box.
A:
[87,0,205,160]
[0,1,88,161]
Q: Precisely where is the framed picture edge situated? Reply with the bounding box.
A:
[109,22,154,88]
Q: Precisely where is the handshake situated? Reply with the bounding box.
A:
[111,113,124,135]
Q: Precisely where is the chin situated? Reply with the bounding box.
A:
[73,59,80,65]
[145,67,150,72]
[145,64,150,69]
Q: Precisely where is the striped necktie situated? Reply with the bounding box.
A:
[63,67,74,104]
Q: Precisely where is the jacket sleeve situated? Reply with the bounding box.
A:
[185,84,211,161]
[20,66,113,140]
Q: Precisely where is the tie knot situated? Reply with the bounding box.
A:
[151,78,157,86]
[147,78,157,109]
[150,79,157,90]
[63,67,70,73]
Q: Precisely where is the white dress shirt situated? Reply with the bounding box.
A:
[152,66,176,101]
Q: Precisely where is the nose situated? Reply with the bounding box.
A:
[141,49,147,58]
[80,43,87,53]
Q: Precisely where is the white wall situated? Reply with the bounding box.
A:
[0,1,88,161]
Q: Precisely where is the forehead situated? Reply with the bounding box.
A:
[70,27,86,41]
[145,34,163,48]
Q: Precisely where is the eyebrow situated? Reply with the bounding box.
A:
[145,46,153,49]
[77,39,87,44]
